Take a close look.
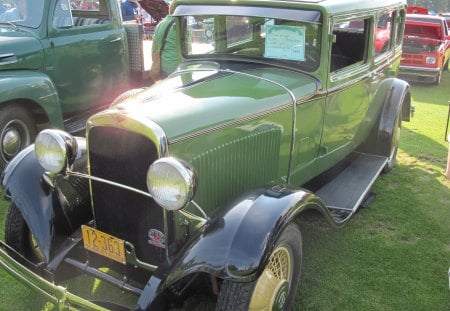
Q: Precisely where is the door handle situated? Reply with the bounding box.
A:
[109,37,122,43]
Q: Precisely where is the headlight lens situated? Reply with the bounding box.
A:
[147,157,196,211]
[35,129,77,173]
[425,56,436,64]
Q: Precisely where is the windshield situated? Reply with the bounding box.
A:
[178,6,322,72]
[0,0,44,28]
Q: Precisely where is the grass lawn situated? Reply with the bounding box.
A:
[0,72,449,310]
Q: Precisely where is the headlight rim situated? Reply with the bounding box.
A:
[146,157,197,211]
[35,129,77,174]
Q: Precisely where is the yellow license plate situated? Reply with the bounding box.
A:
[81,225,126,264]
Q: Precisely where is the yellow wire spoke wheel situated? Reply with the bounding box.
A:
[216,223,302,311]
[249,246,293,311]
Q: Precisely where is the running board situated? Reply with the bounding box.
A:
[315,152,388,223]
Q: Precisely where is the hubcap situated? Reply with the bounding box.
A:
[1,120,29,162]
[2,128,22,158]
[249,246,292,311]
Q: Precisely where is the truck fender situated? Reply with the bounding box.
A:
[377,78,410,156]
[0,71,64,128]
[1,137,91,262]
[135,185,328,310]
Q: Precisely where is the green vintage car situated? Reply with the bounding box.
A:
[0,0,410,310]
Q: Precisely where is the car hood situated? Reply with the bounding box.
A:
[0,29,44,70]
[110,62,319,141]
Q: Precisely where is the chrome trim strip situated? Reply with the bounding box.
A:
[86,112,169,158]
[0,53,17,65]
[399,65,440,73]
[0,53,14,58]
[169,103,292,144]
[67,171,153,199]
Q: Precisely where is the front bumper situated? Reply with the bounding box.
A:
[398,65,440,82]
[0,243,108,311]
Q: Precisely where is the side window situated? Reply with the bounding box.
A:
[52,0,73,28]
[331,18,369,72]
[53,0,110,28]
[375,11,393,56]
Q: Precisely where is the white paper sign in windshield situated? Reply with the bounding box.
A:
[264,25,306,61]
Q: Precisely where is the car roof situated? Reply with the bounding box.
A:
[175,0,407,16]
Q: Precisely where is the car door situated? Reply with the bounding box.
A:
[45,0,127,115]
[320,16,374,165]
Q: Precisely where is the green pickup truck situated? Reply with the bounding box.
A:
[0,0,158,170]
[0,0,411,310]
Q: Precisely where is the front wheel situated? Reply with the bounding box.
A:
[216,223,302,311]
[5,203,45,263]
[0,106,36,171]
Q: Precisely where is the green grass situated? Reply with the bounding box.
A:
[297,71,450,310]
[1,72,449,310]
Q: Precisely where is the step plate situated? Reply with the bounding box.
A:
[316,152,388,213]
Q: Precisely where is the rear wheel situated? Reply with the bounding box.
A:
[5,203,45,263]
[216,223,302,311]
[0,106,36,171]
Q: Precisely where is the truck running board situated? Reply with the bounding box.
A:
[315,152,388,223]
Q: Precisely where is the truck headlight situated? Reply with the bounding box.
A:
[147,157,196,211]
[35,129,78,174]
[425,56,436,64]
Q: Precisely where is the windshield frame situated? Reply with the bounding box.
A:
[175,5,323,72]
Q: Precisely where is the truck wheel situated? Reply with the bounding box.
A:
[216,223,302,311]
[5,203,45,263]
[0,106,36,171]
[383,111,401,173]
[433,71,442,85]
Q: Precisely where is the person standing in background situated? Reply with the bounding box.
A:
[121,0,139,21]
[150,1,180,80]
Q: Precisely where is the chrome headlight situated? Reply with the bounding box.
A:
[35,129,78,174]
[147,157,196,211]
[425,56,436,64]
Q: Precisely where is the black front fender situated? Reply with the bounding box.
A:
[1,137,91,262]
[136,185,326,310]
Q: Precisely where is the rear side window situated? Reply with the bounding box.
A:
[53,0,111,29]
[374,11,394,56]
[331,18,369,72]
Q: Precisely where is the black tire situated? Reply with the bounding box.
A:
[383,111,401,173]
[5,203,44,263]
[216,223,302,311]
[433,71,442,85]
[0,106,36,171]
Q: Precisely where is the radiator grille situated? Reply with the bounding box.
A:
[88,126,166,263]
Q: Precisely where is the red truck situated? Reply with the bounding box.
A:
[399,13,450,85]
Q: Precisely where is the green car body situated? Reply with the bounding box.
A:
[0,0,411,310]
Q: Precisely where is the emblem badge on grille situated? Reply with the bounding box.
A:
[147,229,166,248]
